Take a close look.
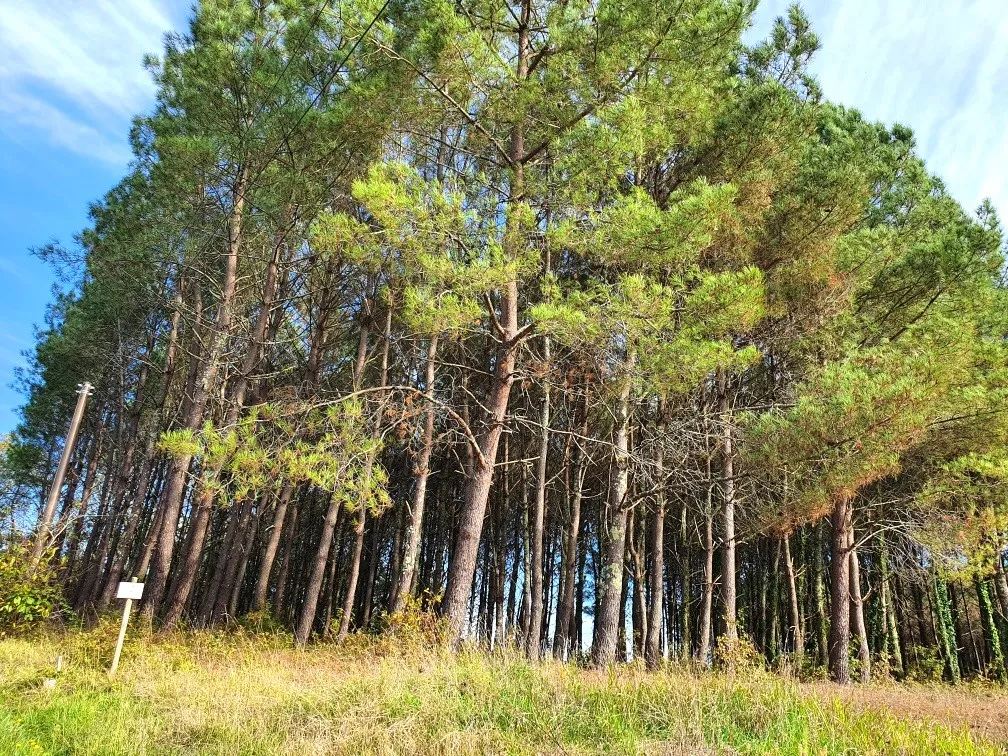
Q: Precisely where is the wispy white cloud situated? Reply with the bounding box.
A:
[0,90,133,165]
[750,0,1008,221]
[0,0,173,166]
[0,1,1004,220]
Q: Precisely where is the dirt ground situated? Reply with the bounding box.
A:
[804,681,1008,746]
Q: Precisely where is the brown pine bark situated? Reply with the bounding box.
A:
[196,497,244,626]
[526,336,550,661]
[143,168,248,622]
[645,402,666,668]
[336,505,367,642]
[829,495,853,684]
[696,507,715,665]
[162,224,286,628]
[60,432,101,580]
[271,492,299,619]
[717,368,738,647]
[98,294,182,607]
[392,335,438,616]
[782,533,804,665]
[252,300,327,613]
[813,519,829,665]
[210,491,261,623]
[554,396,587,660]
[590,351,635,668]
[337,305,392,639]
[440,0,530,644]
[629,505,648,659]
[695,402,715,664]
[295,309,371,646]
[849,532,871,683]
[519,463,532,645]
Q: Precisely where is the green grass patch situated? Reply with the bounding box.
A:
[0,628,999,755]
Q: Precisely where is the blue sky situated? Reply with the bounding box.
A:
[0,1,1005,435]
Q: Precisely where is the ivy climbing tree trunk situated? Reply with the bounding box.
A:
[974,575,1005,681]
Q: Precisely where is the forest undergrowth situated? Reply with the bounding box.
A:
[1,625,1004,756]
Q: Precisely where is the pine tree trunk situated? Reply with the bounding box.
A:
[717,368,738,649]
[878,535,903,677]
[849,531,870,683]
[163,224,285,628]
[575,532,587,655]
[678,502,692,660]
[644,403,666,668]
[337,306,390,641]
[617,526,631,662]
[197,499,244,626]
[359,519,380,630]
[392,335,438,615]
[253,306,326,614]
[813,519,829,667]
[60,434,101,582]
[933,576,961,684]
[974,575,1006,681]
[212,492,260,622]
[526,337,550,661]
[590,350,635,668]
[143,169,247,621]
[336,505,367,642]
[272,495,299,618]
[134,473,169,582]
[321,511,345,636]
[295,495,340,646]
[519,463,532,645]
[228,499,261,617]
[829,495,852,684]
[993,548,1008,655]
[783,534,804,666]
[252,481,294,612]
[696,507,715,665]
[768,539,782,662]
[554,396,587,660]
[629,506,647,659]
[441,0,529,643]
[294,308,371,645]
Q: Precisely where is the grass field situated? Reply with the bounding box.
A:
[1,623,1004,755]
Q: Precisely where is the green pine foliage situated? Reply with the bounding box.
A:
[3,0,1008,716]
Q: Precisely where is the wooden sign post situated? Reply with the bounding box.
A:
[109,577,144,678]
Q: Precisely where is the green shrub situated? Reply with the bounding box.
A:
[374,590,448,649]
[713,633,765,673]
[236,608,286,635]
[0,542,66,635]
[904,645,946,683]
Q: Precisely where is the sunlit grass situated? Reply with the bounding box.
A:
[0,625,998,755]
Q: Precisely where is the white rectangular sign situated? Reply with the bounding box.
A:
[116,582,145,600]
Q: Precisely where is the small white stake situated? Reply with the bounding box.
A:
[109,577,144,678]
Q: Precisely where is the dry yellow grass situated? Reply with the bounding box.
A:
[804,680,1008,746]
[0,623,1003,755]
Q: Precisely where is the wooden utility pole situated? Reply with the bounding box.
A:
[30,381,93,570]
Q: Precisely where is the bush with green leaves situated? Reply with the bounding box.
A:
[0,542,66,634]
